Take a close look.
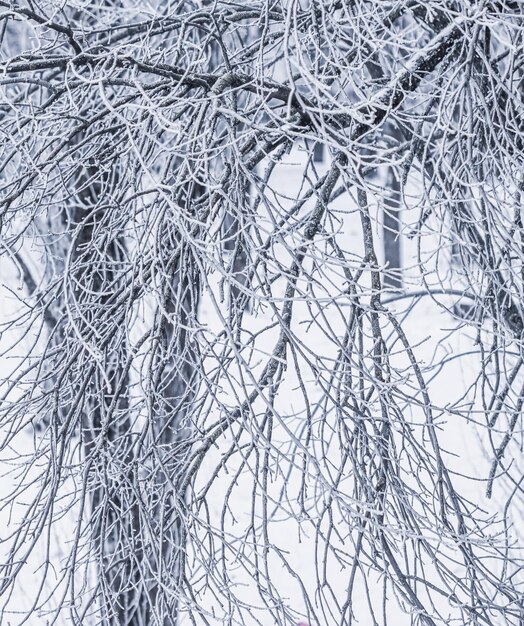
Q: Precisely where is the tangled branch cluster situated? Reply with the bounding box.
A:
[1,1,524,625]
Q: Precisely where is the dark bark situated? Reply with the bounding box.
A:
[70,155,139,625]
[382,166,402,290]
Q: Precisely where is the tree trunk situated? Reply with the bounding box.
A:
[68,157,141,624]
[382,166,402,290]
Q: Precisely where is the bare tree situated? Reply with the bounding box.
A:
[1,2,524,625]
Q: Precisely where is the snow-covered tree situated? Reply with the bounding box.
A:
[1,1,524,625]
